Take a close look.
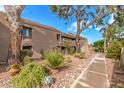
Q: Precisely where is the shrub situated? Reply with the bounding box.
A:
[10,64,20,69]
[23,56,31,65]
[11,63,48,88]
[116,83,124,88]
[21,49,33,61]
[120,40,124,47]
[40,49,46,59]
[43,76,54,86]
[64,56,72,63]
[93,40,104,52]
[69,47,76,55]
[94,48,100,52]
[107,41,122,59]
[44,50,64,69]
[74,52,85,59]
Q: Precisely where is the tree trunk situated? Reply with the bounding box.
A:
[8,30,22,64]
[75,34,80,53]
[104,29,107,56]
[75,6,81,53]
[4,5,24,65]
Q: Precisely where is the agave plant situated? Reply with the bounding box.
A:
[43,76,54,87]
[44,50,64,69]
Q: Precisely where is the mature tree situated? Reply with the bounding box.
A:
[96,6,117,55]
[4,5,25,64]
[49,5,111,52]
[96,5,124,57]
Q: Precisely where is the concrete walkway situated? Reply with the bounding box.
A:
[71,53,110,88]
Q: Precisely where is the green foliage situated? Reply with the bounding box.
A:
[21,49,33,61]
[44,50,64,69]
[11,63,48,88]
[74,52,85,59]
[93,40,104,52]
[116,83,124,88]
[120,39,124,47]
[69,47,76,55]
[10,64,20,69]
[107,41,122,59]
[64,40,72,54]
[23,56,31,65]
[64,56,72,63]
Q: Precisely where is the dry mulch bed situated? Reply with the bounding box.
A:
[50,53,95,88]
[110,63,124,87]
[0,64,12,88]
[106,58,114,84]
[0,52,95,88]
[106,58,124,88]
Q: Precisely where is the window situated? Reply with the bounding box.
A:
[21,27,32,39]
[57,34,61,42]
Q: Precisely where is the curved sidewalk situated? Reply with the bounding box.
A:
[71,53,110,88]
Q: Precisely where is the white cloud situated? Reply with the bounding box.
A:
[0,5,5,11]
[67,21,92,33]
[96,26,102,31]
[67,21,77,33]
[108,14,115,24]
[80,33,86,38]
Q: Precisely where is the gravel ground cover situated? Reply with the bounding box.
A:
[0,53,95,88]
[50,53,95,88]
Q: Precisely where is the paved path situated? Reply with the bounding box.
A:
[71,53,110,88]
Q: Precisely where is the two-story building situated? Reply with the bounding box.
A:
[0,12,89,63]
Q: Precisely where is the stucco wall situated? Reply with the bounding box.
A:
[0,22,11,62]
[32,26,59,53]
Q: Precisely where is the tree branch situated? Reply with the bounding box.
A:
[80,6,105,34]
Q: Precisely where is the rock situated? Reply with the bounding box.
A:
[8,68,20,76]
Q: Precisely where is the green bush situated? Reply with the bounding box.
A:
[64,56,72,63]
[93,40,104,52]
[107,41,122,59]
[94,48,99,52]
[120,40,124,47]
[11,63,48,88]
[44,50,64,69]
[69,47,76,55]
[116,83,124,88]
[21,49,33,61]
[74,52,85,59]
[10,64,20,69]
[23,56,31,65]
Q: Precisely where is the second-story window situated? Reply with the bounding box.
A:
[57,34,61,42]
[21,27,32,39]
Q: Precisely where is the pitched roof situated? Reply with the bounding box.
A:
[0,12,87,41]
[21,18,61,33]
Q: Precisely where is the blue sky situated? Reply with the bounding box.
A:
[0,5,114,44]
[20,5,105,44]
[0,5,115,44]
